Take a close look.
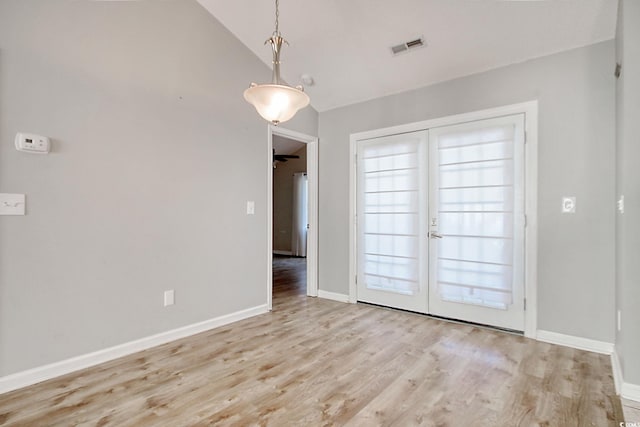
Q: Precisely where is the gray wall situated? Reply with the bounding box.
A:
[273,147,307,253]
[318,41,616,343]
[0,0,318,376]
[615,0,640,385]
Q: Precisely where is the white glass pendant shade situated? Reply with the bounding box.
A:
[244,83,310,125]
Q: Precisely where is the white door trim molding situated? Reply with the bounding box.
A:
[348,101,538,337]
[267,126,319,310]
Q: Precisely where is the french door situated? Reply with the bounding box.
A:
[356,131,429,313]
[356,114,525,331]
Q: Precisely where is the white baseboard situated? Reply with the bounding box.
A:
[536,330,614,355]
[622,382,640,403]
[612,349,623,395]
[0,304,268,395]
[612,350,640,403]
[317,290,350,303]
[273,250,292,256]
[536,332,640,402]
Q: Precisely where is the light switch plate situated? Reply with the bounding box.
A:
[0,193,26,215]
[247,201,255,215]
[562,196,576,213]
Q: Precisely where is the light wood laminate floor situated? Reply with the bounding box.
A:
[0,256,625,426]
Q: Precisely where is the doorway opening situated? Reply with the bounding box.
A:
[273,136,308,299]
[267,126,318,310]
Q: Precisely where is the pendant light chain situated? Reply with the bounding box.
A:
[274,0,280,36]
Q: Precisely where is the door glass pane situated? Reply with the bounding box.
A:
[358,136,423,296]
[435,124,517,309]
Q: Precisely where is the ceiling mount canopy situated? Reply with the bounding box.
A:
[243,0,310,125]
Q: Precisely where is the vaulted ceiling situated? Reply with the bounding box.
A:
[197,0,618,112]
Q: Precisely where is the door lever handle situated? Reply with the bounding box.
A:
[429,232,443,239]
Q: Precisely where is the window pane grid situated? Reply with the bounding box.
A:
[440,157,513,167]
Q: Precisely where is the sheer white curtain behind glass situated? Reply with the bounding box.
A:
[359,136,423,295]
[435,123,517,309]
[291,172,308,257]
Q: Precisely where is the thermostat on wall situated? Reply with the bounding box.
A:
[15,132,50,154]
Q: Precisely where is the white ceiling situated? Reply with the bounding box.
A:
[197,0,617,112]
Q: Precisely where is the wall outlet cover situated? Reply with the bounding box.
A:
[562,196,576,213]
[164,290,175,307]
[617,195,624,214]
[0,193,26,215]
[617,310,621,331]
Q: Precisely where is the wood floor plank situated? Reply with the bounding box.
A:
[0,256,625,426]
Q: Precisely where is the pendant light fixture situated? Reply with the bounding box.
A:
[243,0,310,125]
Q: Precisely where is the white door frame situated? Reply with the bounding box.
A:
[349,101,538,338]
[267,125,319,310]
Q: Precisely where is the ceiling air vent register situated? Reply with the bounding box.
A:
[391,37,426,56]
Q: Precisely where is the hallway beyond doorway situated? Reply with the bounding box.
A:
[273,255,306,300]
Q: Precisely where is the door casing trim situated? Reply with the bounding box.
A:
[348,101,538,338]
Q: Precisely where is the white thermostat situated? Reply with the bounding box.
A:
[15,132,50,154]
